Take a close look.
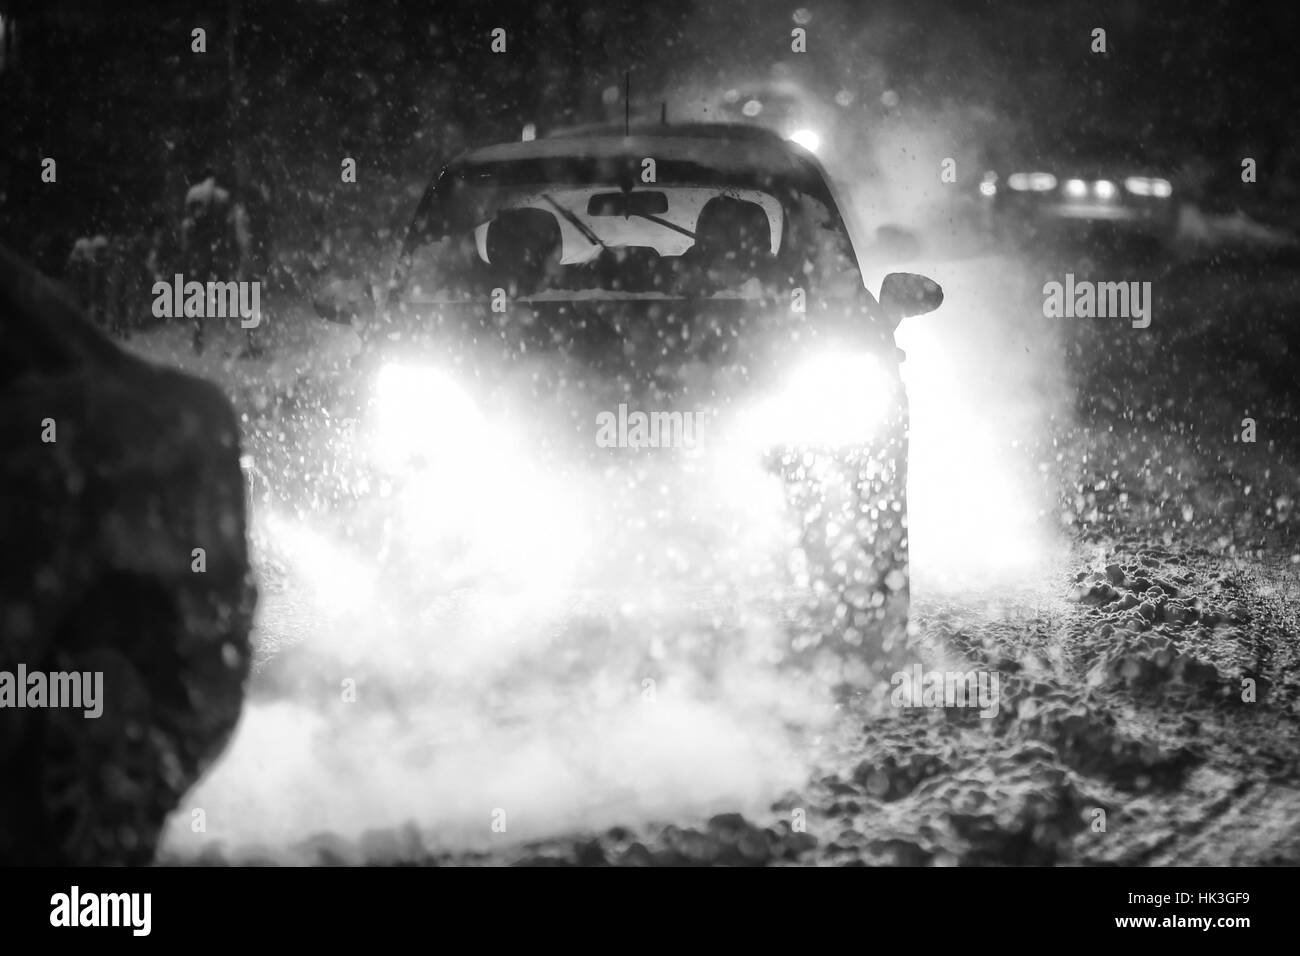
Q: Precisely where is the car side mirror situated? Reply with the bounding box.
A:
[879,272,943,324]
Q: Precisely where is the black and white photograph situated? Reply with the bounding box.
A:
[0,0,1295,928]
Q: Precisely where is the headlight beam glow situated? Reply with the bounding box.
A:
[742,351,893,450]
[787,128,822,154]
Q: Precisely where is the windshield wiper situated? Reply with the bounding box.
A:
[540,194,697,249]
[624,211,695,240]
[541,193,609,252]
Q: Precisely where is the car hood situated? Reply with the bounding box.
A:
[337,296,902,474]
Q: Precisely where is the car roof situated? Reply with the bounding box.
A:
[545,121,790,144]
[457,123,817,183]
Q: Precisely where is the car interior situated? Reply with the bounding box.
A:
[479,193,778,296]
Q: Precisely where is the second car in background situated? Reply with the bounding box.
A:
[983,138,1181,252]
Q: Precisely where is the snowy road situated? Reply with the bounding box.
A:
[121,239,1300,865]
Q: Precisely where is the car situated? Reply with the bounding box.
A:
[315,122,943,692]
[0,245,256,864]
[982,135,1181,253]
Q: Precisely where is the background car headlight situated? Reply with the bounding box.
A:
[759,351,894,448]
[1093,179,1118,199]
[1062,178,1088,199]
[1124,176,1172,198]
[1006,171,1057,192]
[787,128,822,154]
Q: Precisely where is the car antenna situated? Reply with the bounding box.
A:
[621,71,635,210]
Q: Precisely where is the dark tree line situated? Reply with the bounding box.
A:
[1,0,1295,276]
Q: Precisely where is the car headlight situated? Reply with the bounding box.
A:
[1007,171,1057,192]
[366,362,587,590]
[1124,176,1172,198]
[755,351,894,448]
[1093,179,1118,200]
[1062,178,1088,199]
[371,362,488,470]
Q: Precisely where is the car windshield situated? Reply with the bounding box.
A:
[396,154,869,306]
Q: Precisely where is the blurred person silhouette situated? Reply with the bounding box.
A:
[65,231,111,329]
[181,164,257,356]
[686,195,774,295]
[66,205,168,339]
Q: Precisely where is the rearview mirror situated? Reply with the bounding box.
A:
[587,191,670,217]
[879,272,943,323]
